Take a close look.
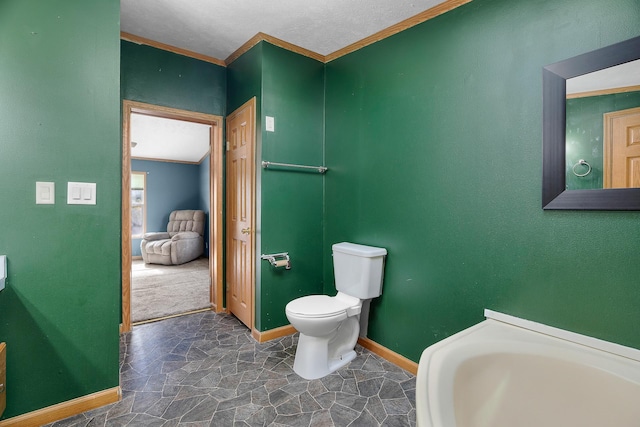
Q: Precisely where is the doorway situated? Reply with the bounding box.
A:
[121,100,224,333]
[226,98,256,330]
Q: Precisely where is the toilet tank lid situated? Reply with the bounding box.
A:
[332,242,387,257]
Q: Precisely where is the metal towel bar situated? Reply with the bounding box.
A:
[262,161,327,174]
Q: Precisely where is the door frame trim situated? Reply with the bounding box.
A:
[121,100,224,333]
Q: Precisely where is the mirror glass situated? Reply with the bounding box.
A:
[542,35,640,210]
[565,59,640,190]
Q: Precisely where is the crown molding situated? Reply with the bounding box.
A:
[120,32,226,67]
[325,0,472,62]
[225,32,325,65]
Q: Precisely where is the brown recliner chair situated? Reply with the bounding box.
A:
[140,210,205,265]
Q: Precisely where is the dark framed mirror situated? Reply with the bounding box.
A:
[542,35,640,210]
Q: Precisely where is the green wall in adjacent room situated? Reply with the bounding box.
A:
[324,0,640,362]
[227,42,325,331]
[0,0,121,418]
[566,91,640,190]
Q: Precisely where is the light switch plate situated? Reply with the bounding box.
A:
[36,182,55,204]
[0,255,6,291]
[67,182,96,205]
[265,116,275,132]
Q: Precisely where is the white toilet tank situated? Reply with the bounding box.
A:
[332,242,387,299]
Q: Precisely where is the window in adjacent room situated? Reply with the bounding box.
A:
[131,171,146,238]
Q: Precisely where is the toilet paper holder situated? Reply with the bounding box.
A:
[261,252,291,269]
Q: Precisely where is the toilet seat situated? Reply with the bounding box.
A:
[286,295,356,319]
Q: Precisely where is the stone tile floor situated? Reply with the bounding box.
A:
[46,311,416,426]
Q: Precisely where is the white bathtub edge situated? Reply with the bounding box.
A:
[484,309,640,363]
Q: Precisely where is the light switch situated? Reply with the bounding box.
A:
[265,116,275,132]
[0,255,6,291]
[67,182,96,205]
[36,182,55,204]
[82,186,92,200]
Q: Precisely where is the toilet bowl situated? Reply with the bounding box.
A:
[285,242,387,380]
[286,292,362,380]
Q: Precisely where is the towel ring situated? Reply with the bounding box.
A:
[572,159,591,177]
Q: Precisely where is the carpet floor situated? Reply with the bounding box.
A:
[131,258,211,323]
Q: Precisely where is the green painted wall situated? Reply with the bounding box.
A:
[324,0,640,361]
[0,0,121,418]
[227,43,263,114]
[259,43,325,330]
[566,91,640,190]
[121,41,226,115]
[227,42,325,331]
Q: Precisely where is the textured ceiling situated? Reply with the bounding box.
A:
[131,114,211,164]
[120,0,449,61]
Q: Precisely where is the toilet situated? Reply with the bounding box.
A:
[285,242,387,380]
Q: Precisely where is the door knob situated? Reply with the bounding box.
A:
[241,227,251,235]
